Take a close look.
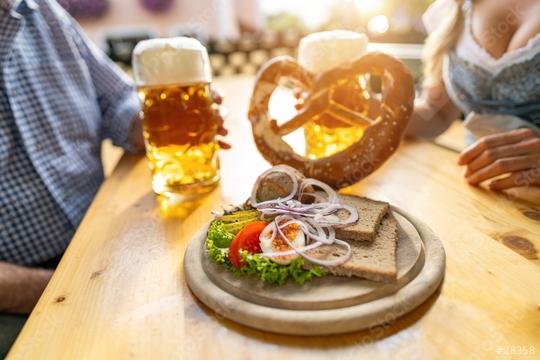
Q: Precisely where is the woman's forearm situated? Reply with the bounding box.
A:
[0,262,52,314]
[406,82,461,139]
[406,99,458,138]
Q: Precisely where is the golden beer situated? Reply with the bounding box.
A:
[298,31,369,159]
[304,124,365,159]
[138,83,219,195]
[133,37,219,197]
[303,79,367,159]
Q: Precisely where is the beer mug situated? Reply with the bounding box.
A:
[297,31,370,159]
[133,37,220,198]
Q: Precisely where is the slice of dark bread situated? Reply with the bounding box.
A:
[306,214,398,283]
[335,194,389,242]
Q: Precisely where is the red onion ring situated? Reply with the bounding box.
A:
[272,216,352,267]
[299,178,339,204]
[250,165,300,207]
[246,166,360,267]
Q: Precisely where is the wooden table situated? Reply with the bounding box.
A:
[9,75,540,359]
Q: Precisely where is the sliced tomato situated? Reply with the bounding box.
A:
[228,221,267,268]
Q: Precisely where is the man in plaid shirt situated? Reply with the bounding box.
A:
[0,0,145,318]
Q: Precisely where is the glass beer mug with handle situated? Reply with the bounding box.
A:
[297,31,371,159]
[133,37,220,198]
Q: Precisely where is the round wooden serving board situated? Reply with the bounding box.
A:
[184,206,445,335]
[201,211,424,310]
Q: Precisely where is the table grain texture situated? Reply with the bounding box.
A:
[8,75,540,360]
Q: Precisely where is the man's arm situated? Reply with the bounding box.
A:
[48,0,143,152]
[129,117,145,151]
[0,262,52,314]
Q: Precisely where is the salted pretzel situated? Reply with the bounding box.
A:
[248,52,415,189]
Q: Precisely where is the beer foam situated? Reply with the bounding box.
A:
[132,37,212,86]
[298,30,369,74]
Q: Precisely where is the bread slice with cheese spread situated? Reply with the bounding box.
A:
[306,214,398,283]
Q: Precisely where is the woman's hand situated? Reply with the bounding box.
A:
[458,128,540,190]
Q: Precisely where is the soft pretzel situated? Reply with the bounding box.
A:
[248,51,415,189]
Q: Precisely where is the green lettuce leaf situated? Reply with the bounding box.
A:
[207,221,235,248]
[206,239,326,285]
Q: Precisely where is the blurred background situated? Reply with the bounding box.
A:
[61,0,433,78]
[67,0,434,174]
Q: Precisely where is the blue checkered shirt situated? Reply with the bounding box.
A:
[0,0,140,265]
